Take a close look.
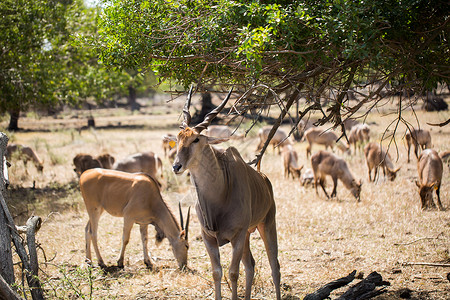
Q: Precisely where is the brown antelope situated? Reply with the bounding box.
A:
[281,144,303,179]
[304,127,350,157]
[96,153,115,169]
[364,142,400,182]
[405,128,432,162]
[415,149,443,210]
[6,143,44,173]
[79,168,190,269]
[311,150,362,201]
[168,88,281,300]
[73,154,102,177]
[162,134,176,157]
[348,124,370,153]
[256,126,292,154]
[205,125,244,140]
[440,150,450,171]
[297,119,315,139]
[113,152,163,179]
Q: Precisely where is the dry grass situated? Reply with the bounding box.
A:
[3,101,450,299]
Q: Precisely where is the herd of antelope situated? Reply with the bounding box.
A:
[4,89,448,300]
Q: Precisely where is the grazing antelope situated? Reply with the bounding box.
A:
[6,143,44,173]
[311,150,362,201]
[405,128,432,162]
[281,144,303,179]
[348,124,370,153]
[113,152,163,179]
[364,142,400,182]
[162,134,176,157]
[256,126,292,155]
[415,149,443,210]
[79,168,190,269]
[304,127,350,157]
[73,154,102,177]
[168,88,281,300]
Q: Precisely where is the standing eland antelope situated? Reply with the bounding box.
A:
[167,87,281,300]
[79,168,190,270]
[405,128,432,162]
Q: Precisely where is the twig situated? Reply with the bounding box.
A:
[394,232,444,246]
[427,118,450,127]
[403,262,450,268]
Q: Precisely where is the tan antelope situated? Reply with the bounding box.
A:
[415,149,443,210]
[256,126,292,155]
[364,142,401,182]
[405,128,432,162]
[113,152,163,179]
[79,168,190,269]
[168,88,281,300]
[348,123,370,153]
[162,133,176,157]
[304,127,350,157]
[6,143,44,173]
[311,150,362,201]
[281,144,303,179]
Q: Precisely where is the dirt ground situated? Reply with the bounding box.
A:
[2,98,449,299]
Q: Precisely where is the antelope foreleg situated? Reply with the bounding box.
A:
[202,230,222,300]
[435,185,443,211]
[331,176,338,198]
[139,224,153,269]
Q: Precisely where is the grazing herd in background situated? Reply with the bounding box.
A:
[3,96,448,298]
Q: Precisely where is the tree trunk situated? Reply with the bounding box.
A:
[128,85,139,111]
[192,92,215,124]
[0,133,14,286]
[7,110,19,131]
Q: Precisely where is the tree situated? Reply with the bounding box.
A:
[94,0,449,147]
[0,0,139,131]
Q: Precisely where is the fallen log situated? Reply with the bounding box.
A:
[304,271,390,300]
[304,270,356,300]
[336,271,389,300]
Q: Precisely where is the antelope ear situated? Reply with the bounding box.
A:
[415,180,421,188]
[207,137,229,145]
[298,165,304,171]
[394,166,401,173]
[179,230,186,239]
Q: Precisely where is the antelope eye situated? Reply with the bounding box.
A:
[193,138,199,143]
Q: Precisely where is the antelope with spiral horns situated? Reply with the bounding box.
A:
[166,87,281,300]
